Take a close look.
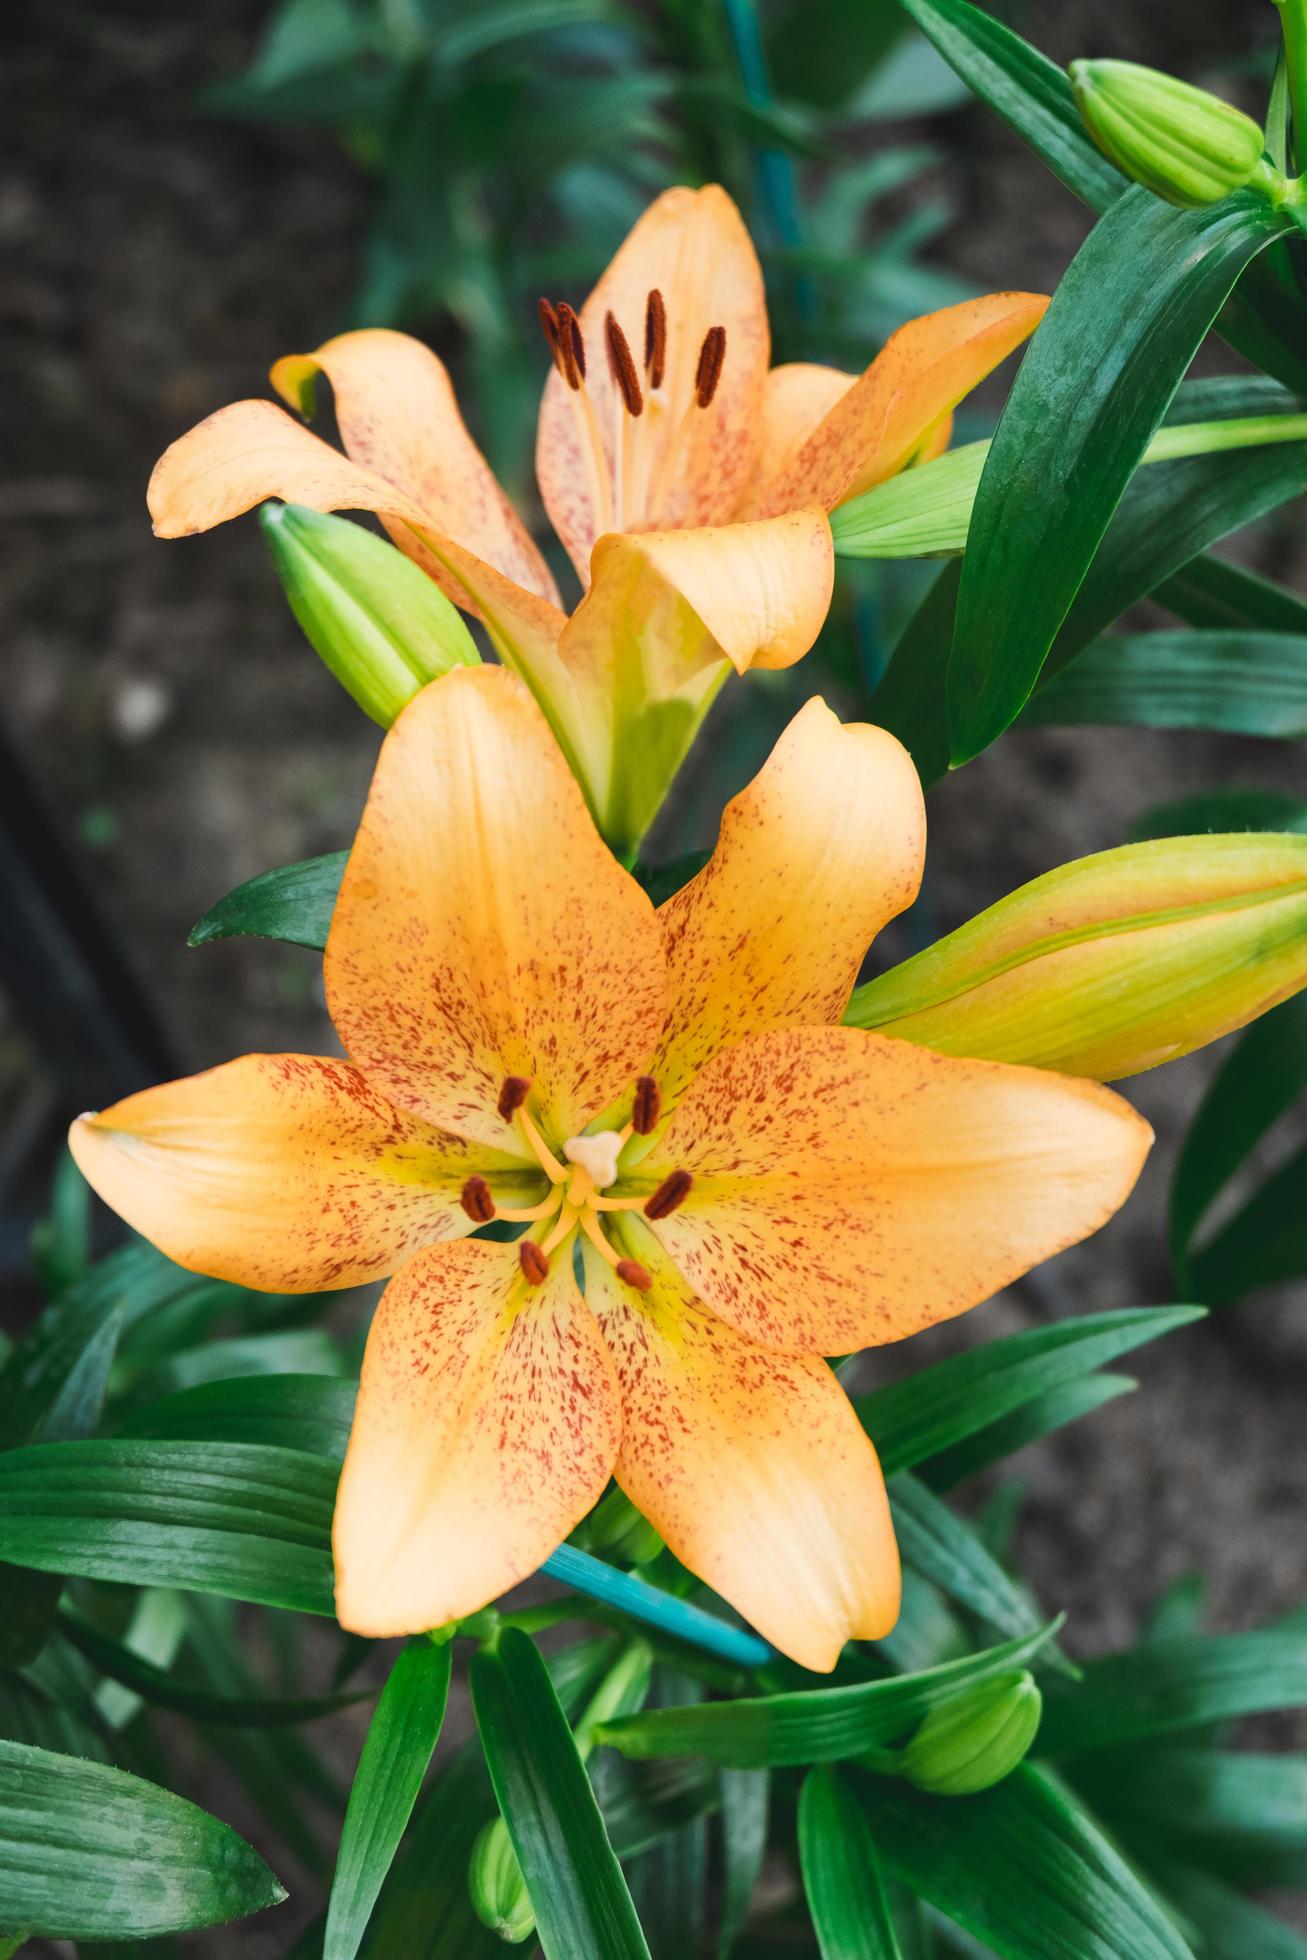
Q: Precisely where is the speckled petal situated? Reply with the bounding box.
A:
[68,1055,529,1292]
[753,293,1048,516]
[325,665,667,1152]
[650,698,924,1107]
[536,185,769,582]
[641,1026,1152,1354]
[741,362,855,510]
[586,1225,899,1672]
[271,330,561,605]
[334,1238,619,1636]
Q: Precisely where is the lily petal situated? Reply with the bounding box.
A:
[325,666,667,1152]
[586,1225,899,1672]
[641,1027,1151,1354]
[558,511,834,857]
[748,362,855,498]
[536,185,770,581]
[334,1239,619,1635]
[147,400,576,744]
[68,1055,526,1292]
[270,330,561,606]
[752,293,1049,517]
[650,697,924,1108]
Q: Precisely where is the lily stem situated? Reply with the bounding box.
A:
[1274,0,1307,173]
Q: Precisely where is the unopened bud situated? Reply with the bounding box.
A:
[1070,59,1269,208]
[469,1818,534,1944]
[259,502,479,726]
[901,1670,1042,1797]
[848,834,1307,1082]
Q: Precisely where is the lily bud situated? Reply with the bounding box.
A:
[1070,59,1268,208]
[469,1819,535,1945]
[259,502,479,726]
[901,1671,1042,1797]
[848,834,1307,1082]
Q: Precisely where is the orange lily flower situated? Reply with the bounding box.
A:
[146,185,1047,856]
[70,667,1149,1672]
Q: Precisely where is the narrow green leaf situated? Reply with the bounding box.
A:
[857,1306,1202,1476]
[799,1766,903,1959]
[1026,630,1307,737]
[716,1768,769,1957]
[1170,994,1307,1264]
[863,558,960,786]
[948,188,1292,762]
[0,1439,338,1614]
[1039,1630,1307,1756]
[1155,1860,1307,1960]
[120,1372,358,1459]
[921,1374,1135,1491]
[1130,785,1307,842]
[861,1763,1194,1960]
[189,849,347,949]
[1072,1746,1307,1889]
[1185,1138,1307,1303]
[888,1475,1053,1660]
[1159,550,1307,634]
[0,1739,285,1940]
[59,1612,366,1728]
[470,1627,651,1960]
[599,1625,1061,1769]
[325,1639,452,1960]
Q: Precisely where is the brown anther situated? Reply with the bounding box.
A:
[631,1075,661,1135]
[460,1176,496,1224]
[537,297,563,376]
[644,288,667,390]
[644,1169,692,1220]
[694,325,726,408]
[616,1258,653,1293]
[498,1074,531,1121]
[519,1240,550,1285]
[605,311,644,417]
[555,302,585,386]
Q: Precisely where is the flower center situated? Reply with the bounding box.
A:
[459,1073,693,1296]
[537,288,727,534]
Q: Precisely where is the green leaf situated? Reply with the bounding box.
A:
[1038,1630,1307,1756]
[470,1627,651,1959]
[798,1766,904,1959]
[189,849,347,949]
[1071,1746,1307,1888]
[898,0,1307,394]
[598,1625,1061,1769]
[856,1306,1202,1476]
[0,1738,286,1940]
[861,1763,1194,1960]
[921,1374,1135,1491]
[947,188,1292,763]
[58,1611,366,1728]
[325,1639,452,1960]
[1155,1860,1307,1960]
[1130,785,1307,842]
[716,1768,769,1958]
[1025,630,1307,737]
[1170,994,1307,1266]
[0,1439,337,1615]
[1184,1138,1307,1303]
[120,1371,359,1458]
[888,1475,1054,1661]
[1159,549,1307,634]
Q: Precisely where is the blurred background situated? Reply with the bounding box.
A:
[3,0,1305,1793]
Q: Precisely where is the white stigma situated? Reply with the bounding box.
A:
[563,1130,625,1190]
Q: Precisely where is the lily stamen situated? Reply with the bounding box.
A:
[644,1168,693,1219]
[644,288,667,390]
[632,1075,661,1134]
[519,1240,550,1285]
[694,324,727,408]
[516,1104,570,1184]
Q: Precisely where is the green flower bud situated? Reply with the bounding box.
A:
[259,501,479,726]
[1070,59,1268,208]
[469,1818,535,1945]
[901,1671,1042,1797]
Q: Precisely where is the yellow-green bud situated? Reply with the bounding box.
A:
[901,1671,1042,1797]
[1070,59,1268,208]
[848,834,1307,1082]
[469,1818,535,1945]
[259,502,479,726]
[570,1487,665,1567]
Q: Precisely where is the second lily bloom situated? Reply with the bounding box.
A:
[146,183,1047,855]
